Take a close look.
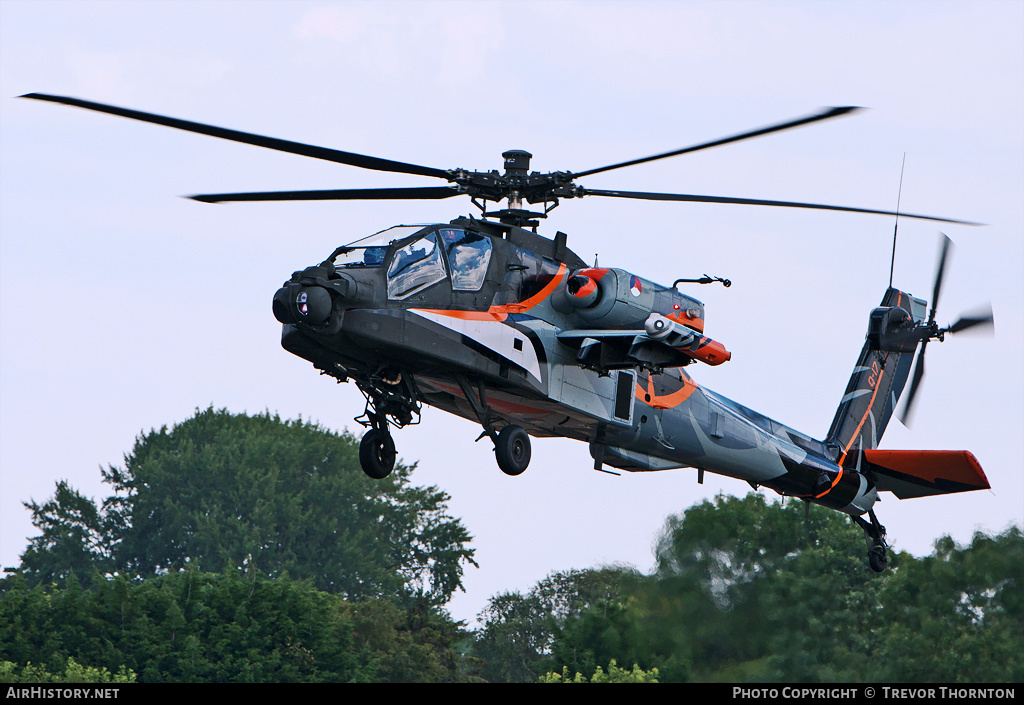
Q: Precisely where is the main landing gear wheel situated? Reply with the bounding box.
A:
[495,425,531,476]
[359,428,397,479]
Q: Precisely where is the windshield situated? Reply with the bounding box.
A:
[331,225,427,269]
[440,228,492,291]
[387,232,447,299]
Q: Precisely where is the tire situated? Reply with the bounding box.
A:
[495,425,531,476]
[359,429,396,479]
[868,545,888,573]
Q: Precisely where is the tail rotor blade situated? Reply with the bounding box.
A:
[929,233,953,323]
[947,303,995,335]
[898,233,992,429]
[900,342,927,428]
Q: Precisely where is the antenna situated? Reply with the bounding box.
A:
[888,153,907,288]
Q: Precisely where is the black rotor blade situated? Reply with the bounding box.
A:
[189,186,462,204]
[21,93,451,180]
[578,188,981,225]
[900,341,927,427]
[947,303,995,335]
[574,106,862,179]
[929,233,954,323]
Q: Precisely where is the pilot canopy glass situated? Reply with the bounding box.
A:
[440,228,492,291]
[387,232,447,299]
[330,225,426,269]
[332,225,494,300]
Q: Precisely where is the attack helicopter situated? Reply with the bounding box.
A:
[23,94,994,572]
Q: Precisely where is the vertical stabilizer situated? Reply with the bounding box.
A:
[826,288,926,466]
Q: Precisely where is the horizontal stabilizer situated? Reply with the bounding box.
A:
[863,449,990,499]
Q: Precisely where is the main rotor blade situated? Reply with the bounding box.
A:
[573,106,862,179]
[189,186,463,203]
[21,93,451,180]
[578,188,981,225]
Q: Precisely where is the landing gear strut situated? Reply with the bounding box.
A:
[353,367,420,480]
[853,509,889,572]
[456,375,533,476]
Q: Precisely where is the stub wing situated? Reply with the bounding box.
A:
[556,316,730,370]
[862,449,990,499]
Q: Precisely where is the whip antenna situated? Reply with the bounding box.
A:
[889,153,906,288]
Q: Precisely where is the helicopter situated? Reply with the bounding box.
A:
[22,94,994,572]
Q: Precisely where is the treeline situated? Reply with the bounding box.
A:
[2,409,1020,682]
[474,495,1023,682]
[1,569,461,682]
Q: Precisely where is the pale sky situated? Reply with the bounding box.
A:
[2,0,1021,626]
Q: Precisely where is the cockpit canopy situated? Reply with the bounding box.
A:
[330,225,494,300]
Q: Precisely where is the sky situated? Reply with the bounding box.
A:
[1,0,1021,627]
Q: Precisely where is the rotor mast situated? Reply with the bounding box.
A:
[482,149,551,229]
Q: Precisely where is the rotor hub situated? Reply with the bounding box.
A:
[502,149,532,176]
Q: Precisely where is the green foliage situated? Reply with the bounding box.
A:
[540,659,659,683]
[653,492,862,596]
[0,567,467,683]
[473,567,641,682]
[0,657,135,683]
[476,493,1023,684]
[5,408,477,682]
[19,482,110,590]
[12,409,1022,685]
[17,407,476,605]
[872,527,1024,682]
[473,590,551,683]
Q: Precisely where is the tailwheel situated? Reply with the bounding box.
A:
[495,425,531,476]
[868,543,888,573]
[359,428,397,479]
[853,509,890,573]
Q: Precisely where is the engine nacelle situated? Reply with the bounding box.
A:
[552,267,706,333]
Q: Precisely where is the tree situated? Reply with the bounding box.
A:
[16,408,476,605]
[472,494,1022,683]
[554,493,1022,683]
[473,568,638,682]
[540,660,659,683]
[0,567,468,682]
[18,482,111,589]
[649,493,887,681]
[872,527,1024,682]
[0,658,135,684]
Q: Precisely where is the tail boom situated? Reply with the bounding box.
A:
[826,287,925,464]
